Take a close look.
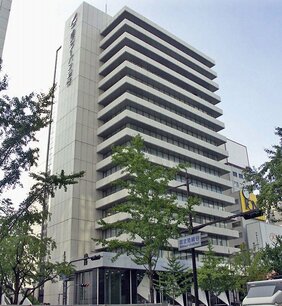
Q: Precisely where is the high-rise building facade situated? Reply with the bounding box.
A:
[46,3,239,304]
[0,0,12,59]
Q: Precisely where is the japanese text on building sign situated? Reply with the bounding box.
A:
[66,12,78,87]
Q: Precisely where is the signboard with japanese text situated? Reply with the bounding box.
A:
[66,12,78,87]
[178,233,201,251]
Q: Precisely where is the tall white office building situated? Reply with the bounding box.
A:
[46,2,239,304]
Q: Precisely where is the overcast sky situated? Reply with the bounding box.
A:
[3,0,282,168]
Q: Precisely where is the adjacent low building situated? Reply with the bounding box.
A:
[247,221,282,250]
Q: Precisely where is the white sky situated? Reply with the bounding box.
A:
[3,0,282,168]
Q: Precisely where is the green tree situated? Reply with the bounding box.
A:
[198,244,228,306]
[0,217,74,305]
[0,70,84,234]
[96,135,198,303]
[229,244,268,298]
[244,127,282,220]
[261,235,282,275]
[155,255,192,305]
[0,71,84,302]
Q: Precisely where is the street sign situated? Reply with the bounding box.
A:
[178,233,201,251]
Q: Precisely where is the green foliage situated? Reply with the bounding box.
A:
[229,244,268,297]
[96,135,199,302]
[261,235,282,275]
[198,242,280,302]
[0,76,54,193]
[244,127,282,219]
[0,71,84,303]
[198,244,228,296]
[155,255,192,304]
[0,70,84,230]
[0,170,84,241]
[0,218,74,305]
[197,242,277,304]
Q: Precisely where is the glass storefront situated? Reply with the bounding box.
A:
[74,267,196,305]
[75,268,144,304]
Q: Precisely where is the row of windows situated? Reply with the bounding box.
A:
[103,123,219,161]
[127,89,217,132]
[232,221,242,228]
[193,214,227,229]
[102,173,223,200]
[120,52,211,100]
[102,165,122,178]
[233,171,244,179]
[102,23,214,88]
[176,174,223,194]
[202,198,224,210]
[102,185,122,197]
[103,47,212,107]
[104,104,218,146]
[102,227,119,239]
[102,141,221,178]
[102,172,222,197]
[132,123,218,159]
[125,73,211,116]
[101,196,226,219]
[124,57,216,106]
[209,235,228,247]
[172,191,227,210]
[101,227,227,247]
[102,158,221,181]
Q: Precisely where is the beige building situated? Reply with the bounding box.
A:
[46,2,239,304]
[224,139,250,248]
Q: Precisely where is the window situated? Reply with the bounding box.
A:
[247,285,276,298]
[232,221,241,228]
[233,171,238,177]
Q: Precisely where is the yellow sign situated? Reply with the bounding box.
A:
[240,191,266,221]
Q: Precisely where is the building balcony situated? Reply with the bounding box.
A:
[98,76,223,118]
[99,59,221,106]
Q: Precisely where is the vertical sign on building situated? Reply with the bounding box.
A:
[66,12,78,87]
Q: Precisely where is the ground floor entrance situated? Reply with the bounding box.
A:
[74,267,232,306]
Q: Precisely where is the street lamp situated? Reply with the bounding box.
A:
[38,45,62,303]
[45,45,62,175]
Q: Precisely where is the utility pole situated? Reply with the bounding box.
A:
[62,254,102,305]
[38,45,62,303]
[180,172,263,306]
[185,172,200,306]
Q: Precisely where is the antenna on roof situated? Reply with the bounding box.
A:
[105,1,108,14]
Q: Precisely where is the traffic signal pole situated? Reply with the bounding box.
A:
[177,172,263,306]
[192,209,263,233]
[62,254,102,305]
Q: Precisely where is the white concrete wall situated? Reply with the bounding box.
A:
[247,221,282,250]
[45,3,111,304]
